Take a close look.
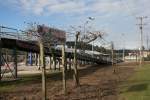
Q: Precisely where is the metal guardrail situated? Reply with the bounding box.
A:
[0,26,38,42]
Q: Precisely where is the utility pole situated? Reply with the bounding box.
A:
[136,16,148,66]
[146,33,149,57]
[146,33,149,50]
[122,33,125,61]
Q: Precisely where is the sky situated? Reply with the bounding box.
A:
[0,0,150,49]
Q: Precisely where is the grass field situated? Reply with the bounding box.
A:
[119,64,150,100]
[0,70,61,92]
[0,65,122,100]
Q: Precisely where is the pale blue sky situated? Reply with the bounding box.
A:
[0,0,150,49]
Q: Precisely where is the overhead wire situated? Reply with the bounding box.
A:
[119,0,137,18]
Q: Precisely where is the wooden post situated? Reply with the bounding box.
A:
[62,44,66,94]
[13,47,18,78]
[39,41,46,100]
[73,32,80,86]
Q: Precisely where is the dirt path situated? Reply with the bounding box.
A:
[0,62,136,100]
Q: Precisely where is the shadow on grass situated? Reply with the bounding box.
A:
[0,64,110,88]
[125,83,148,93]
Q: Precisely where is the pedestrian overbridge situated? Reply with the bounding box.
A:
[0,37,112,64]
[0,25,113,81]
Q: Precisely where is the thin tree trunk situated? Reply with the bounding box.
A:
[0,38,2,81]
[73,32,80,86]
[39,41,46,100]
[62,44,66,94]
[13,47,17,78]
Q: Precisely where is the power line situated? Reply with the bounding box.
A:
[119,0,137,18]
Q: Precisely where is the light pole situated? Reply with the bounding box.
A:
[86,17,95,57]
[83,21,89,35]
[83,17,95,35]
[122,33,125,61]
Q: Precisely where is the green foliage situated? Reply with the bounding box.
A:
[119,64,150,100]
[144,54,150,61]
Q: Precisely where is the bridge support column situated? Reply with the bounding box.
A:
[86,60,88,65]
[38,54,40,70]
[85,60,87,65]
[83,60,85,65]
[29,52,33,66]
[52,56,56,70]
[51,57,53,70]
[13,47,18,79]
[66,58,69,71]
[53,59,56,70]
[77,60,80,66]
[71,59,73,68]
[81,60,83,65]
[49,56,52,70]
[66,58,68,70]
[25,52,28,66]
[58,59,60,71]
[35,53,38,66]
[82,60,85,65]
[69,57,71,71]
[79,60,82,66]
[5,49,8,62]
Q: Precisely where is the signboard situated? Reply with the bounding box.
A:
[37,25,66,45]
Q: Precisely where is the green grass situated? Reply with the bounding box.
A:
[0,68,78,92]
[0,70,62,92]
[119,64,150,100]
